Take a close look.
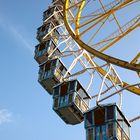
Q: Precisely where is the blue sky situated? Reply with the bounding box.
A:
[0,0,139,140]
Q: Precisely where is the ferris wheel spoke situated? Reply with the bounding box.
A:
[69,0,129,25]
[74,0,136,30]
[87,16,110,44]
[89,15,140,52]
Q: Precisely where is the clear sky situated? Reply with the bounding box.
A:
[0,0,139,140]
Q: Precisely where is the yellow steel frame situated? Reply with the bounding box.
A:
[131,53,140,77]
[131,53,140,64]
[63,0,140,95]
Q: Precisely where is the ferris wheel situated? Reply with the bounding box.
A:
[34,0,140,139]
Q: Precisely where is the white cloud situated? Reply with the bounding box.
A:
[0,109,13,125]
[0,15,34,54]
[10,26,34,53]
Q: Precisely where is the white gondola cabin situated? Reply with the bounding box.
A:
[43,6,63,25]
[53,79,90,125]
[38,58,69,94]
[84,104,131,140]
[36,22,60,43]
[34,39,61,64]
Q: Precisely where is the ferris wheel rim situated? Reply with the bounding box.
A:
[64,0,140,72]
[63,0,140,96]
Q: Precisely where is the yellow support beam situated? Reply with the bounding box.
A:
[131,53,140,77]
[131,53,140,64]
